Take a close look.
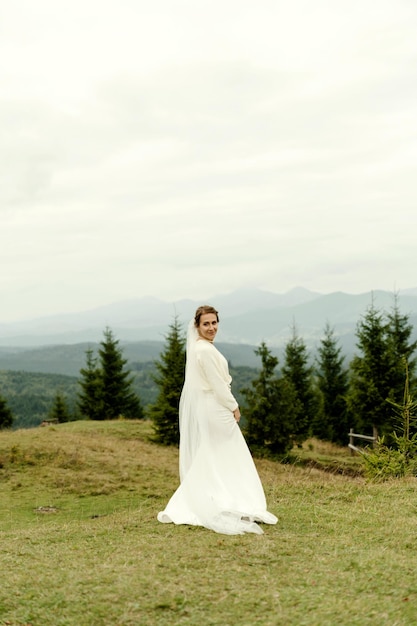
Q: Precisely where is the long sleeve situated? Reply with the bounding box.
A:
[196,342,238,412]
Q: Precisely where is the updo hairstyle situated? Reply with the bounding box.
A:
[194,305,219,328]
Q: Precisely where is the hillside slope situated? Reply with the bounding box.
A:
[1,421,416,626]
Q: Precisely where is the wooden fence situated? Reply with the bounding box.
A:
[348,427,378,455]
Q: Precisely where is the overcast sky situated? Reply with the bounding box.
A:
[2,0,417,322]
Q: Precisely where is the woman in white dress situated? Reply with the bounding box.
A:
[157,305,278,535]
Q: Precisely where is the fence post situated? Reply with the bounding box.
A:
[372,425,378,448]
[349,428,354,456]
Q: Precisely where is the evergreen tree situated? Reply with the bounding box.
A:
[314,322,349,444]
[242,342,302,455]
[77,330,143,421]
[98,327,143,420]
[0,393,13,429]
[148,316,186,445]
[49,392,71,423]
[78,348,103,420]
[281,325,318,444]
[386,293,417,402]
[347,299,394,436]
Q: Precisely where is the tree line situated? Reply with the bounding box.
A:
[1,296,416,462]
[0,329,145,428]
[150,295,417,456]
[0,353,250,429]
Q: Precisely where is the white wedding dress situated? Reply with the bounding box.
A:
[157,322,278,535]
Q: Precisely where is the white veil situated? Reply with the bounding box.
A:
[178,319,201,481]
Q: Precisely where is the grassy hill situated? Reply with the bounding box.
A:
[0,363,255,429]
[1,420,417,625]
[0,370,80,428]
[0,341,264,429]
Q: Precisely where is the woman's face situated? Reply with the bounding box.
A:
[197,313,218,342]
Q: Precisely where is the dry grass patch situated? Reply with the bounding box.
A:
[1,420,417,625]
[285,437,363,476]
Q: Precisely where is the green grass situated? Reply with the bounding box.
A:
[1,420,417,625]
[284,437,364,476]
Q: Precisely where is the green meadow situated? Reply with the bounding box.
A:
[1,420,417,625]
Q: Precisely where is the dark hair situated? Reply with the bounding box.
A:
[194,305,219,327]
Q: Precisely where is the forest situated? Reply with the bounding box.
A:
[0,297,416,461]
[0,362,256,430]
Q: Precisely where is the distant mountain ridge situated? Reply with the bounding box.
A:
[0,341,269,377]
[0,287,416,353]
[0,287,321,346]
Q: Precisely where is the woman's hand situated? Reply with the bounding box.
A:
[233,407,241,423]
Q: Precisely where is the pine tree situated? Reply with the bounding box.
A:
[49,392,71,423]
[242,342,302,455]
[78,348,103,420]
[347,299,394,436]
[98,327,143,420]
[281,325,318,444]
[0,393,13,429]
[386,293,417,402]
[148,316,186,445]
[77,330,143,421]
[314,322,349,444]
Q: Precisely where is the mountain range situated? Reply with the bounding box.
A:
[1,287,416,428]
[1,286,417,346]
[0,287,417,348]
[0,287,416,373]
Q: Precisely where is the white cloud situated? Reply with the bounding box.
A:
[1,0,417,320]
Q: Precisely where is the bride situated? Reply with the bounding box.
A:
[157,305,278,535]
